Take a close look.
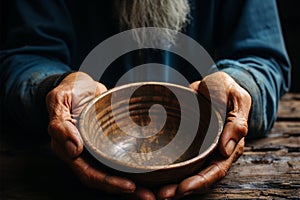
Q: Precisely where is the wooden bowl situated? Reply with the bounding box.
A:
[79,82,222,186]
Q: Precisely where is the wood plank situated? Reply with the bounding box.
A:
[188,150,300,199]
[198,149,300,199]
[277,93,300,120]
[270,121,300,137]
[280,93,300,101]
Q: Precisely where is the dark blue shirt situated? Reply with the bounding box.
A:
[0,0,290,138]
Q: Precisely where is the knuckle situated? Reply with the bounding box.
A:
[233,140,245,162]
[237,140,245,153]
[239,88,250,99]
[239,143,244,153]
[46,86,72,104]
[236,119,248,137]
[231,82,251,103]
[194,173,209,191]
[45,88,57,101]
[46,87,62,104]
[213,162,228,178]
[235,145,244,157]
[233,148,243,162]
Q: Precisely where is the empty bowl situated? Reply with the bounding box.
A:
[79,82,222,186]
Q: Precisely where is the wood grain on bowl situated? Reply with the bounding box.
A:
[79,82,222,186]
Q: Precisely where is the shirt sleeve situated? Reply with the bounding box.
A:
[0,0,75,131]
[216,0,291,138]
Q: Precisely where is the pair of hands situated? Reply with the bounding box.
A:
[46,71,251,199]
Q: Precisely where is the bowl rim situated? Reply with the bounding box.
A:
[79,81,222,171]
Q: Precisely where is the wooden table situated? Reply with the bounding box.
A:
[203,93,300,199]
[0,93,299,199]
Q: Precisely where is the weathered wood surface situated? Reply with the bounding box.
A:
[1,93,300,199]
[277,93,300,120]
[200,93,300,200]
[201,121,300,200]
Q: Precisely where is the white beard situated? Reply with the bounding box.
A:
[114,0,190,47]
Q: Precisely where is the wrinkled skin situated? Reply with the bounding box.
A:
[46,71,251,200]
[47,72,132,194]
[157,72,251,199]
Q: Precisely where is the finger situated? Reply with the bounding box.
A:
[176,139,244,198]
[219,118,247,157]
[190,80,227,118]
[48,119,83,158]
[95,81,107,95]
[177,163,227,197]
[190,80,211,100]
[70,81,106,120]
[157,184,178,200]
[232,137,245,162]
[189,81,201,92]
[219,86,251,157]
[128,187,156,200]
[46,85,84,158]
[72,156,136,194]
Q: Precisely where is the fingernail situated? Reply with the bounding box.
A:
[225,140,236,156]
[65,140,77,157]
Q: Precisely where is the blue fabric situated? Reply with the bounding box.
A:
[0,0,290,137]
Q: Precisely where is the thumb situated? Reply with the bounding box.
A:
[46,87,83,159]
[219,87,251,157]
[48,120,83,158]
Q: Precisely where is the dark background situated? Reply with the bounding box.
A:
[0,1,298,92]
[277,0,300,92]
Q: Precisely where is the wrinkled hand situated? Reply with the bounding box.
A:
[157,72,252,199]
[46,72,156,199]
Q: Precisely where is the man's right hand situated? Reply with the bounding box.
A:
[45,72,155,199]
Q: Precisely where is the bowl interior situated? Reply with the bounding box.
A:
[79,82,221,172]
